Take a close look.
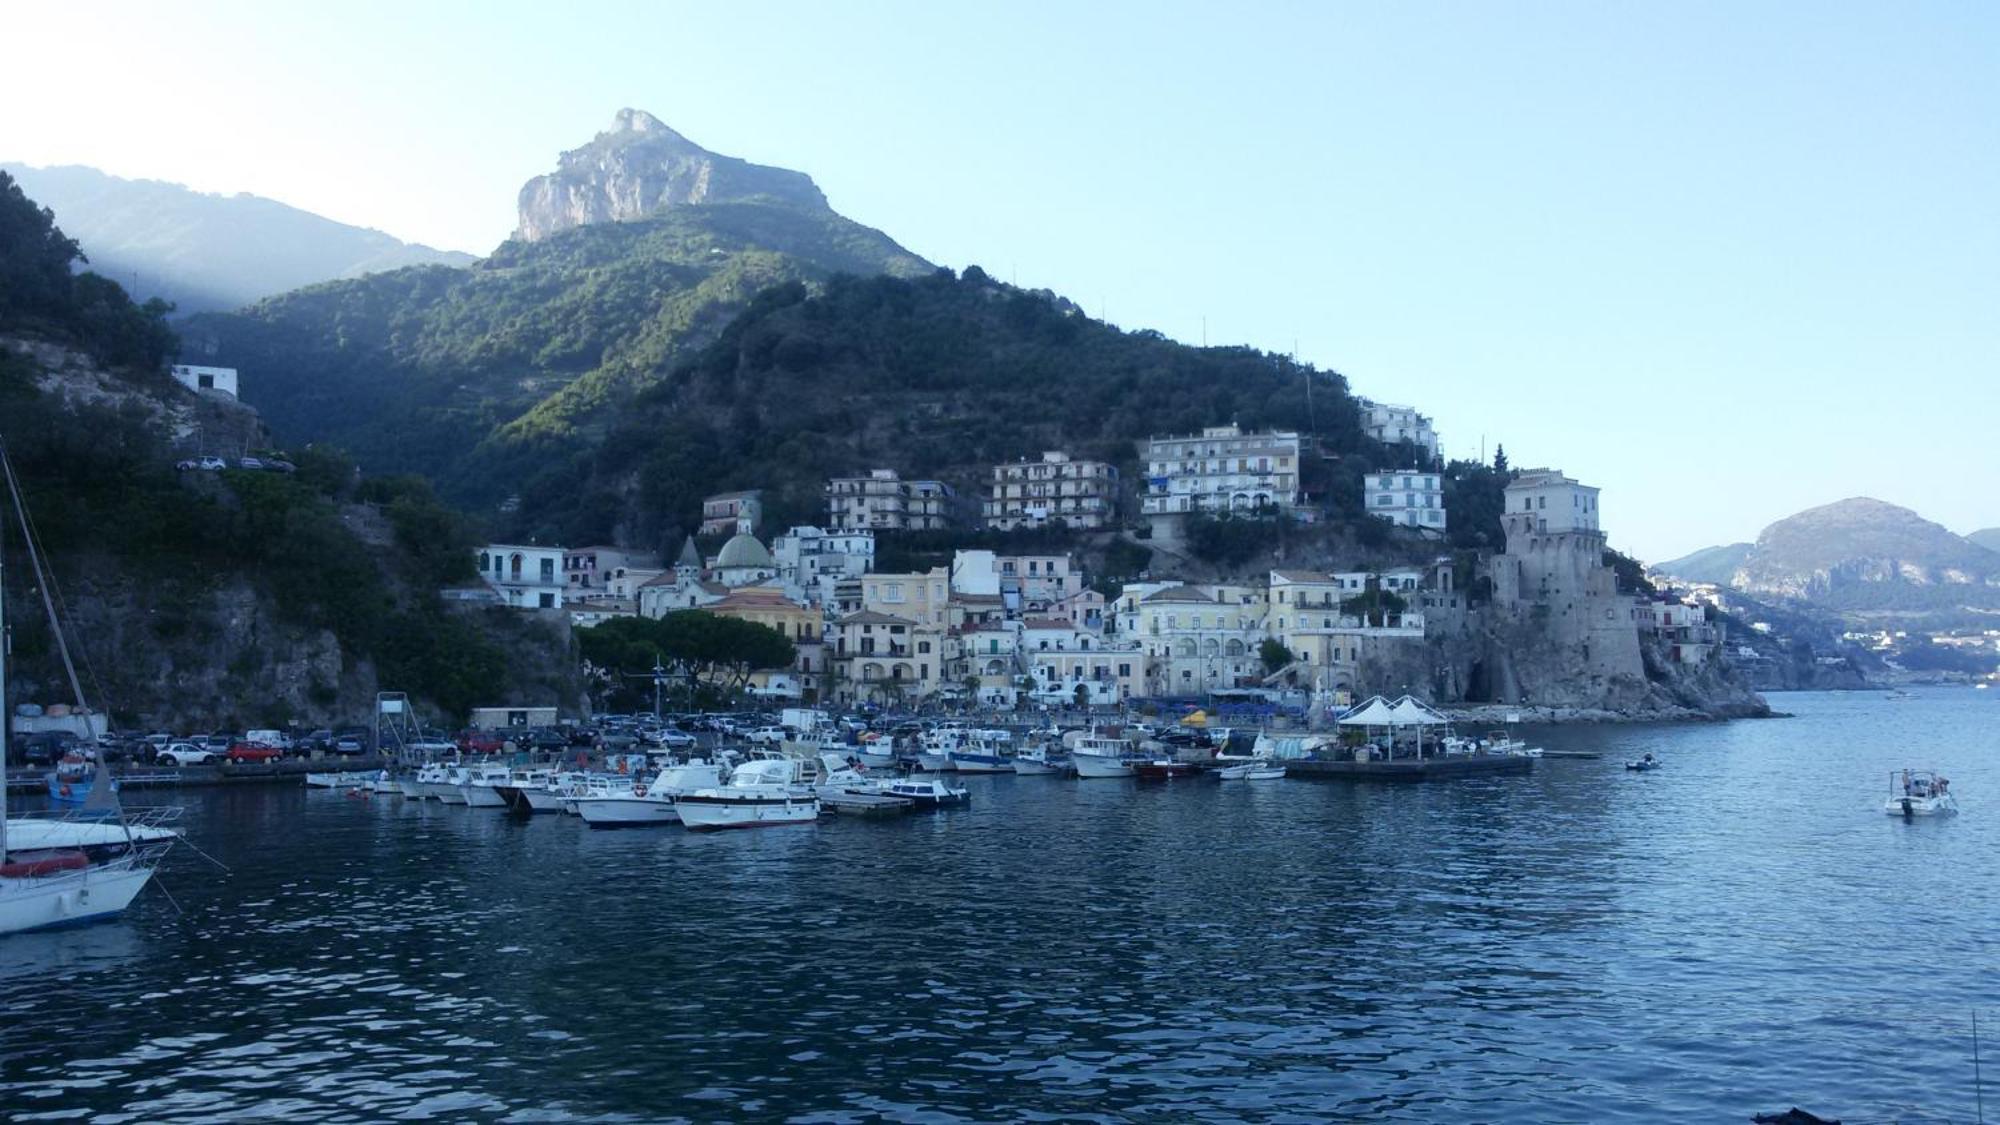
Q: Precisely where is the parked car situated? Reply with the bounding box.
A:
[743,726,788,746]
[408,736,457,754]
[158,742,216,767]
[528,728,567,751]
[297,729,334,754]
[457,730,503,754]
[655,728,697,749]
[198,456,227,471]
[237,457,265,470]
[331,732,368,755]
[226,741,283,763]
[264,459,297,473]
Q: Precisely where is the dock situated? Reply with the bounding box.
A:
[6,757,393,795]
[1285,755,1535,782]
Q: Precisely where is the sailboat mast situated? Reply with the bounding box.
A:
[1,467,9,867]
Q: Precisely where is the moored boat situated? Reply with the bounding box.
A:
[578,761,725,827]
[1069,733,1136,779]
[876,775,971,811]
[675,759,820,831]
[1133,759,1196,780]
[458,763,513,807]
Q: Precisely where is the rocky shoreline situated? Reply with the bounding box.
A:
[1445,699,1775,725]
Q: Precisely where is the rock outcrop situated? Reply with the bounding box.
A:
[515,109,831,241]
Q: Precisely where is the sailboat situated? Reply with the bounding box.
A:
[2,444,180,936]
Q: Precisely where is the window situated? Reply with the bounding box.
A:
[537,593,554,608]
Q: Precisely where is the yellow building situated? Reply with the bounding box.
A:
[707,587,824,699]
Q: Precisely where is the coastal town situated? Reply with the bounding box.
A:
[444,401,1735,721]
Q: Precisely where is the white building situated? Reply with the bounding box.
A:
[1356,399,1439,458]
[985,451,1119,530]
[1505,468,1601,535]
[564,546,661,601]
[170,364,239,398]
[772,526,874,603]
[1139,425,1302,517]
[699,490,763,537]
[476,544,566,609]
[826,469,954,531]
[1363,470,1447,533]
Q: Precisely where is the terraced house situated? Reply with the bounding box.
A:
[1139,424,1302,519]
[984,450,1119,530]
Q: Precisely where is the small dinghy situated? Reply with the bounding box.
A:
[1624,753,1662,772]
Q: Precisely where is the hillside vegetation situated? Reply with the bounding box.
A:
[1,172,580,728]
[183,199,931,488]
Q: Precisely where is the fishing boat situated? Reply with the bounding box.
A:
[577,761,725,827]
[1069,733,1137,778]
[947,729,1015,773]
[1011,744,1064,775]
[914,726,963,772]
[1132,759,1196,780]
[494,768,557,811]
[45,752,117,805]
[675,759,820,831]
[1885,769,1956,817]
[303,771,348,788]
[852,733,897,770]
[2,448,181,935]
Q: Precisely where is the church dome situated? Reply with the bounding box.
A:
[715,532,774,570]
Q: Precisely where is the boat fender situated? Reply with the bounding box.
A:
[633,786,647,798]
[59,784,72,798]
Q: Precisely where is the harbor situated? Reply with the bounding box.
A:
[2,689,1993,1121]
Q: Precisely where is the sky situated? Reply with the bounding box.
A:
[4,1,1995,561]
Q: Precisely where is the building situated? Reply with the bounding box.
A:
[475,544,566,609]
[1139,425,1302,517]
[1114,583,1267,696]
[1638,596,1720,664]
[1504,467,1601,536]
[710,532,778,588]
[826,469,955,532]
[170,364,238,398]
[707,587,824,698]
[984,451,1119,530]
[861,567,951,629]
[996,554,1082,609]
[699,490,763,537]
[468,705,557,729]
[564,547,662,600]
[771,526,875,594]
[1363,470,1446,533]
[830,611,943,703]
[1265,571,1427,702]
[568,599,637,628]
[1356,399,1439,458]
[636,573,726,618]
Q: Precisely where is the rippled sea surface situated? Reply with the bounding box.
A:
[5,689,1999,1122]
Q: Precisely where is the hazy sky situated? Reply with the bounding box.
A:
[6,1,1996,560]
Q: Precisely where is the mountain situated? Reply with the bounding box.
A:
[1738,498,1999,598]
[1970,528,2000,553]
[1649,542,1752,584]
[517,108,830,240]
[181,110,932,497]
[0,163,475,313]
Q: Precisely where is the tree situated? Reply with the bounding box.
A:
[1493,444,1509,474]
[577,611,796,692]
[1259,638,1294,674]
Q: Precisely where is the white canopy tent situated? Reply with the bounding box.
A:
[1336,694,1451,758]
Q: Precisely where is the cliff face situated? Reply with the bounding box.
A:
[516,109,831,241]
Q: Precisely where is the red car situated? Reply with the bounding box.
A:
[457,730,503,754]
[226,741,284,763]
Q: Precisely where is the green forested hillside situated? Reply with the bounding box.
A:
[182,200,931,487]
[501,269,1416,550]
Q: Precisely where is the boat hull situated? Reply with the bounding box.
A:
[1071,754,1133,779]
[0,860,155,936]
[1011,759,1060,775]
[915,753,955,772]
[675,795,819,831]
[427,782,465,804]
[576,797,681,827]
[521,788,566,813]
[461,784,509,808]
[1133,761,1196,780]
[396,779,426,799]
[1886,796,1956,816]
[948,753,1013,773]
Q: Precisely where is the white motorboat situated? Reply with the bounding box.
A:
[1443,730,1543,758]
[519,777,571,813]
[493,768,556,811]
[675,759,820,831]
[1218,761,1286,780]
[875,775,971,810]
[458,763,513,807]
[304,772,347,788]
[853,736,897,770]
[577,761,726,827]
[370,771,400,794]
[396,773,427,799]
[422,763,468,803]
[1886,769,1957,817]
[1069,733,1136,778]
[1,453,181,936]
[561,773,636,815]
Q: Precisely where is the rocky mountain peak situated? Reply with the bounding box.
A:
[515,110,830,242]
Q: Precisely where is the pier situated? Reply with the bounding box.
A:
[1284,755,1534,782]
